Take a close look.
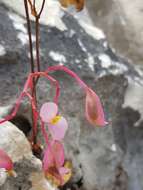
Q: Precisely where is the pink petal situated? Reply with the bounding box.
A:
[48,117,68,140]
[43,144,54,171]
[0,149,13,171]
[59,167,70,175]
[85,88,107,126]
[43,141,65,171]
[51,141,65,167]
[40,102,58,123]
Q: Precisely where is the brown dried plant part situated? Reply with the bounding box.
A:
[60,0,85,11]
[28,0,37,17]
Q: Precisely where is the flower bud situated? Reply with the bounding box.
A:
[85,88,107,126]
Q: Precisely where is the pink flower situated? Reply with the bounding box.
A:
[46,66,107,127]
[0,148,15,176]
[40,102,68,140]
[43,141,72,187]
[85,88,107,126]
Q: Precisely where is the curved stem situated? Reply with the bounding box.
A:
[45,75,60,104]
[46,66,88,90]
[38,0,46,18]
[31,72,60,103]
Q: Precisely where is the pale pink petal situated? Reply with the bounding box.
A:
[85,88,107,126]
[48,117,68,140]
[40,102,58,123]
[42,141,65,171]
[59,167,70,175]
[51,141,65,167]
[43,144,54,171]
[0,149,13,171]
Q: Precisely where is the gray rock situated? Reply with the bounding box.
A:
[86,0,143,65]
[0,3,143,190]
[0,122,43,190]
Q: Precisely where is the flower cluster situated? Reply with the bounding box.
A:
[40,102,71,186]
[40,102,68,141]
[43,141,72,186]
[0,65,107,187]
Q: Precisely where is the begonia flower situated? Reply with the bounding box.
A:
[0,149,16,177]
[46,66,107,127]
[43,141,72,187]
[85,88,107,126]
[40,102,68,140]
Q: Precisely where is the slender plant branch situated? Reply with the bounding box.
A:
[35,0,46,71]
[24,0,46,145]
[38,0,46,18]
[24,0,34,73]
[33,0,36,8]
[35,17,40,71]
[28,0,33,10]
[24,0,38,144]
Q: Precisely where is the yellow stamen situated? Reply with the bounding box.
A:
[63,161,72,184]
[51,116,62,125]
[45,173,60,187]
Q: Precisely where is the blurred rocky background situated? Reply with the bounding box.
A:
[0,0,143,190]
[86,0,143,65]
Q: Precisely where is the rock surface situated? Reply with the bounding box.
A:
[0,121,41,189]
[86,0,143,65]
[0,2,143,190]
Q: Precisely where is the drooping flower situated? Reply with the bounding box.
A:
[0,149,15,177]
[59,0,85,11]
[46,66,107,127]
[85,88,107,127]
[43,141,72,187]
[40,102,68,140]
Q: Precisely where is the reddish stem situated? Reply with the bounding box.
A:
[40,119,49,144]
[25,92,38,141]
[0,71,60,126]
[46,66,88,90]
[31,72,60,104]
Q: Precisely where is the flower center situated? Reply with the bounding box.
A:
[51,116,61,125]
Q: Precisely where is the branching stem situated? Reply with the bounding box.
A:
[38,0,46,18]
[24,0,46,145]
[24,0,34,72]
